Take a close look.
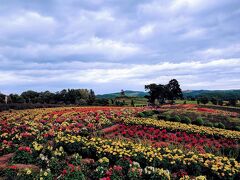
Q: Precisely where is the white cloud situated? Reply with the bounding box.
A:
[1,58,239,91]
[0,11,57,38]
[139,24,156,37]
[0,37,141,60]
[198,44,240,58]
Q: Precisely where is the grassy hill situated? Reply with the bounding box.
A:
[97,90,148,98]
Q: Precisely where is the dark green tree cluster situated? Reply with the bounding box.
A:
[0,89,108,106]
[0,93,5,103]
[145,79,183,105]
[197,96,238,106]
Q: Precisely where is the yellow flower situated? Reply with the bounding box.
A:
[25,168,32,175]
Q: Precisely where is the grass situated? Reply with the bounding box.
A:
[108,96,148,106]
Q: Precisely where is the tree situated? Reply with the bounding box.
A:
[131,100,135,107]
[87,89,96,105]
[21,90,39,103]
[145,79,183,105]
[218,99,223,106]
[145,83,159,104]
[120,89,125,96]
[198,97,209,104]
[228,98,237,106]
[166,79,183,100]
[210,98,218,105]
[9,94,25,103]
[0,93,5,103]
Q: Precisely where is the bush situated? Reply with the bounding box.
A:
[213,122,225,129]
[137,110,157,118]
[235,126,240,131]
[158,114,166,120]
[195,117,204,126]
[173,115,181,122]
[143,110,155,117]
[205,122,213,127]
[165,115,171,121]
[213,123,219,128]
[217,122,225,129]
[137,112,146,118]
[181,116,191,124]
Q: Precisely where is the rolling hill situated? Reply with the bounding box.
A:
[96,90,148,98]
[97,90,240,99]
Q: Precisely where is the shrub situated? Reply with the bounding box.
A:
[235,126,240,131]
[165,115,171,121]
[213,122,225,129]
[137,112,146,118]
[205,122,213,127]
[143,110,155,117]
[173,115,181,122]
[158,114,166,120]
[195,117,204,126]
[213,123,219,128]
[181,116,191,124]
[137,110,156,118]
[217,122,225,129]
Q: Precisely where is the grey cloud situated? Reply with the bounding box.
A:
[0,0,240,93]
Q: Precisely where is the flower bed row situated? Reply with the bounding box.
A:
[0,107,145,155]
[103,124,239,155]
[54,135,240,178]
[122,118,240,140]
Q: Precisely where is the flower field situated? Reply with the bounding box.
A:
[0,106,240,179]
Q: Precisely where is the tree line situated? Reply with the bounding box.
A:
[0,89,109,106]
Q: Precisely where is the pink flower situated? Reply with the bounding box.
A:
[113,165,122,171]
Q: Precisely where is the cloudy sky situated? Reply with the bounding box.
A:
[0,0,240,94]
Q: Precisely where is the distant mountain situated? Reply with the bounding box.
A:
[96,90,148,98]
[97,89,240,99]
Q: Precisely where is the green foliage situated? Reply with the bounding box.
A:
[210,98,218,105]
[213,122,225,129]
[64,169,86,180]
[12,149,34,164]
[173,115,181,122]
[195,117,204,126]
[235,126,240,131]
[145,79,182,104]
[131,99,135,107]
[49,157,65,174]
[137,110,157,118]
[217,122,225,129]
[218,100,224,106]
[165,115,171,121]
[203,121,214,127]
[198,97,209,105]
[181,116,191,124]
[92,98,109,106]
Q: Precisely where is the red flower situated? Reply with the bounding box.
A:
[25,147,31,152]
[105,169,112,176]
[100,177,111,180]
[62,169,67,175]
[8,165,17,170]
[87,123,94,128]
